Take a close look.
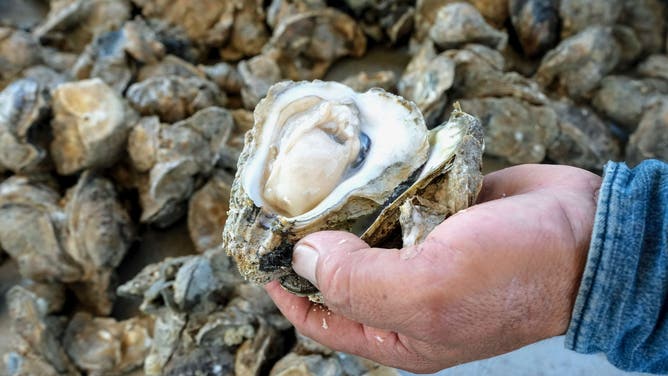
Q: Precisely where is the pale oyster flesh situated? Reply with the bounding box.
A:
[223,81,430,294]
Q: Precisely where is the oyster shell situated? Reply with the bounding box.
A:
[0,78,50,173]
[6,285,77,374]
[619,0,667,55]
[558,0,622,39]
[62,171,135,315]
[63,312,153,375]
[50,78,136,175]
[128,107,234,227]
[362,105,484,248]
[188,170,234,253]
[509,0,560,57]
[592,75,668,133]
[343,0,415,44]
[267,0,327,30]
[0,28,42,90]
[536,26,622,100]
[33,0,131,53]
[413,0,510,46]
[0,176,81,282]
[547,100,621,170]
[459,97,558,164]
[626,97,668,166]
[428,3,507,51]
[126,75,226,123]
[398,42,455,126]
[223,81,431,291]
[341,70,398,93]
[239,54,283,110]
[265,9,367,80]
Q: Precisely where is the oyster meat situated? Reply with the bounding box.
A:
[223,81,484,299]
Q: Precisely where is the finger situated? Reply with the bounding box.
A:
[265,281,432,371]
[291,231,456,334]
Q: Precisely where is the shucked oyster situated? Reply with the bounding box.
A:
[223,81,484,298]
[223,81,430,288]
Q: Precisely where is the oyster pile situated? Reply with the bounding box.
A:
[0,0,666,374]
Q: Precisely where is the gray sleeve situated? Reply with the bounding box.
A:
[565,160,668,374]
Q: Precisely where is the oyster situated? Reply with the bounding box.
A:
[626,97,668,166]
[413,0,510,46]
[33,0,131,53]
[509,0,560,57]
[267,0,327,30]
[592,75,668,133]
[238,54,283,110]
[342,0,415,44]
[50,78,136,175]
[558,0,622,39]
[536,26,623,100]
[128,107,234,227]
[62,171,135,315]
[362,105,484,248]
[126,75,226,123]
[0,28,42,89]
[341,70,398,93]
[188,170,234,253]
[223,81,430,289]
[459,97,558,164]
[619,0,667,55]
[138,55,202,82]
[637,55,668,82]
[6,285,77,375]
[63,312,153,375]
[199,61,244,95]
[71,18,167,93]
[0,78,50,173]
[0,176,81,283]
[224,81,484,298]
[428,3,507,51]
[265,9,367,80]
[547,100,621,170]
[398,42,455,126]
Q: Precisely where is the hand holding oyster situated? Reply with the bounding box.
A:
[223,81,484,300]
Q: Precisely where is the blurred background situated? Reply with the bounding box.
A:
[0,0,665,375]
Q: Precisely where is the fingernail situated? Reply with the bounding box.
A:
[292,244,319,287]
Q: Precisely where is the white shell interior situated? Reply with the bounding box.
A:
[243,81,428,221]
[418,120,465,180]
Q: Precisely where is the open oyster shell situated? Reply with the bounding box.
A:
[223,81,484,299]
[223,81,430,289]
[362,105,484,248]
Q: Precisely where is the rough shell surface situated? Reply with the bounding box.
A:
[126,75,226,123]
[265,9,367,80]
[187,170,234,253]
[0,78,49,173]
[428,3,507,51]
[50,78,134,175]
[128,107,234,227]
[627,98,668,166]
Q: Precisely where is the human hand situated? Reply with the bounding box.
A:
[265,164,602,373]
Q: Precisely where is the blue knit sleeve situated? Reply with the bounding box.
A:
[565,160,668,374]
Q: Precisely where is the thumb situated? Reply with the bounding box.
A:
[292,231,444,332]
